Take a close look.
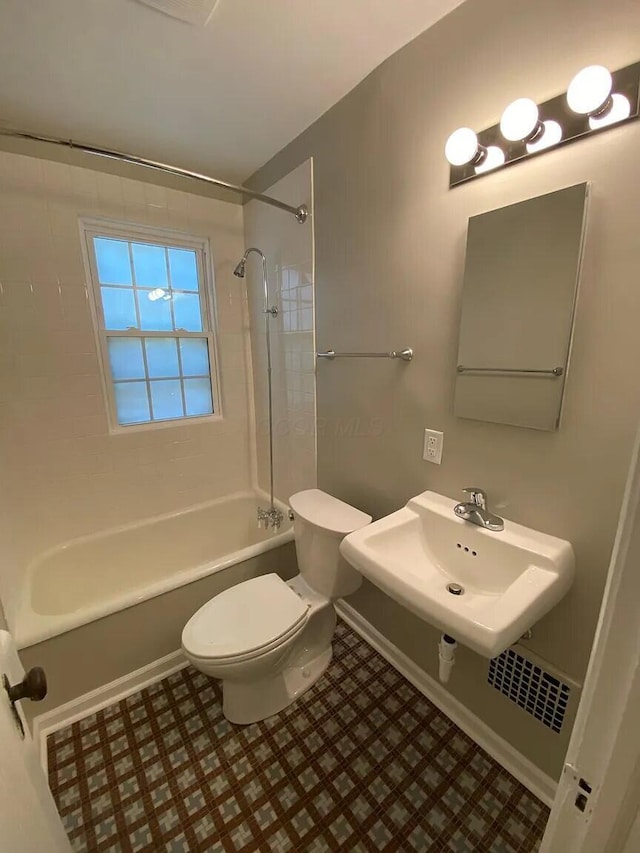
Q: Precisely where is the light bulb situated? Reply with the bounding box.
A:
[567,65,612,115]
[526,120,563,153]
[500,98,542,142]
[474,146,505,175]
[445,127,481,166]
[589,93,631,129]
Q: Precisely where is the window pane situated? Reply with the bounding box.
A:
[101,287,137,330]
[132,243,168,288]
[168,248,199,291]
[88,230,216,428]
[184,378,213,417]
[108,338,145,380]
[114,381,150,424]
[179,338,209,376]
[173,292,203,331]
[145,338,180,378]
[150,379,184,420]
[137,290,173,331]
[94,238,132,285]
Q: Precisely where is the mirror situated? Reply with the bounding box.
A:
[454,183,589,430]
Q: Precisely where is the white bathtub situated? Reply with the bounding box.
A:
[14,491,293,649]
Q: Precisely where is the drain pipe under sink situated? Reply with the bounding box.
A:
[438,634,457,683]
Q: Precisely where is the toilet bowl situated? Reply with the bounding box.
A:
[181,489,371,724]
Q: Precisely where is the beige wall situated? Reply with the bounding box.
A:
[0,151,254,626]
[244,160,317,502]
[248,0,640,779]
[21,543,297,724]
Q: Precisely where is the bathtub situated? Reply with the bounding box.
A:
[14,491,294,649]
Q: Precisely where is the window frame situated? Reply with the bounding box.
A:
[80,217,223,434]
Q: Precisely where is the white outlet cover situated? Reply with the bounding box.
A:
[423,429,444,465]
[134,0,219,26]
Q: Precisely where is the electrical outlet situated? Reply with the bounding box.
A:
[423,428,444,464]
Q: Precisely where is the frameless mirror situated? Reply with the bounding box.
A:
[454,183,589,430]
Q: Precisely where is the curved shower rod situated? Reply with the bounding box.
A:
[0,127,309,223]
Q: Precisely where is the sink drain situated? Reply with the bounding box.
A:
[447,583,464,596]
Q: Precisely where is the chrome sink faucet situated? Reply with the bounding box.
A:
[454,488,504,532]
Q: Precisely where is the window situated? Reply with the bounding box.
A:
[82,220,220,430]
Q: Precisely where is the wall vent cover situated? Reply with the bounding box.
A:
[134,0,219,26]
[488,648,570,734]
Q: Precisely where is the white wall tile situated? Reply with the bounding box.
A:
[0,151,253,625]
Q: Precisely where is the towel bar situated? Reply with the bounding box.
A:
[317,348,413,362]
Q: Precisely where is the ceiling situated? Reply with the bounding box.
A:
[0,0,465,183]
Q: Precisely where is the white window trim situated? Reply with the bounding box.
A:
[79,217,223,434]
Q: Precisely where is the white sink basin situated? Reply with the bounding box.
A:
[340,490,574,657]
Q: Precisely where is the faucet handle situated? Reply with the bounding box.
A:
[463,487,487,510]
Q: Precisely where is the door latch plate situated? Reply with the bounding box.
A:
[2,674,25,738]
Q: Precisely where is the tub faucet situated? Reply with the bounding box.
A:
[454,488,504,532]
[258,506,283,530]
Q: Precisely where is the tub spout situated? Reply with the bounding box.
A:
[438,634,457,684]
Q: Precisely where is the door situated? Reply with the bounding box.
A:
[540,425,640,852]
[0,629,71,852]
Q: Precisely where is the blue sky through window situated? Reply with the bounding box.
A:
[93,231,215,427]
[94,238,132,285]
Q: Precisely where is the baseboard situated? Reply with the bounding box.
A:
[34,650,188,775]
[335,601,557,808]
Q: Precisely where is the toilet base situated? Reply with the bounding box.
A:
[222,645,333,725]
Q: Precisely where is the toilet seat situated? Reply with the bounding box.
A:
[185,614,307,666]
[181,574,309,662]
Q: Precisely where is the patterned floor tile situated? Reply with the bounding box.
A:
[48,620,548,851]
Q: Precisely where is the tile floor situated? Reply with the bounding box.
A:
[48,621,548,852]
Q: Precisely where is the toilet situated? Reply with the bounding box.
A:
[181,489,371,724]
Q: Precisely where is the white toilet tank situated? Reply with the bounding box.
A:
[288,489,372,599]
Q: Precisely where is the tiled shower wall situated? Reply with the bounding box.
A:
[244,160,316,503]
[0,151,254,625]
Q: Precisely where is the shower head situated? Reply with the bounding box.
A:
[234,247,266,279]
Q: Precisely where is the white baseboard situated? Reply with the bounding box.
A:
[34,650,188,775]
[335,601,557,808]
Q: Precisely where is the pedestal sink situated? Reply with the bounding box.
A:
[339,490,574,657]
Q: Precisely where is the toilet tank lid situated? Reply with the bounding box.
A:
[289,489,372,535]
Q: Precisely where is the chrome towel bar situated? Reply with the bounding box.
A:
[457,365,564,377]
[318,348,413,362]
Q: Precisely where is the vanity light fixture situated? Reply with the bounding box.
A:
[526,120,563,153]
[566,65,614,116]
[445,128,505,173]
[445,59,640,187]
[500,99,564,153]
[444,127,486,167]
[567,65,633,129]
[500,98,544,143]
[474,146,505,174]
[588,94,631,129]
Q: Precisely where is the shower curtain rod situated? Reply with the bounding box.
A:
[0,127,309,223]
